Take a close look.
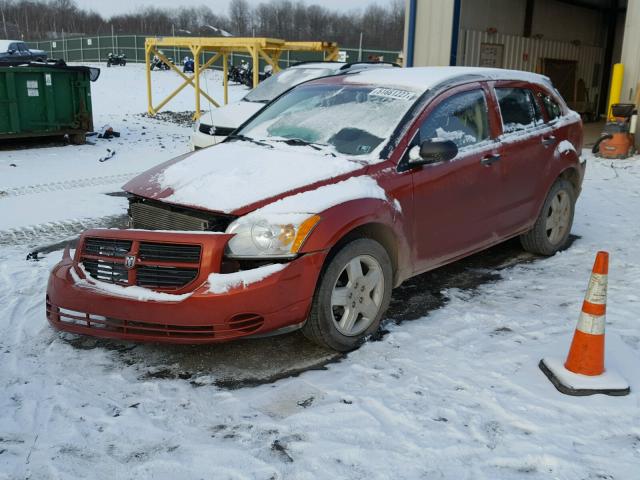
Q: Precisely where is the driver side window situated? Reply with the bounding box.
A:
[419,90,489,149]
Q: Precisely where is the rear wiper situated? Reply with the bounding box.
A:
[227,134,272,148]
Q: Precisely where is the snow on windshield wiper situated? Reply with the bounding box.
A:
[227,134,273,148]
[272,138,326,151]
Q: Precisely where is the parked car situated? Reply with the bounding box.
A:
[190,61,398,150]
[47,67,584,351]
[0,40,47,62]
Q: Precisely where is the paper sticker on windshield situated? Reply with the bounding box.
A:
[369,87,416,101]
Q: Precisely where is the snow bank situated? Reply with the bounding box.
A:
[207,263,286,294]
[157,141,364,213]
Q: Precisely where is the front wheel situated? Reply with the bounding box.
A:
[520,178,575,255]
[302,238,393,351]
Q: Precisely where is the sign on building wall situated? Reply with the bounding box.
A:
[479,43,504,68]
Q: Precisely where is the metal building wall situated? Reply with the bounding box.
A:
[403,0,455,67]
[459,29,604,99]
[621,0,640,102]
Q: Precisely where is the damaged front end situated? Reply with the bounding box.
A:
[46,199,326,343]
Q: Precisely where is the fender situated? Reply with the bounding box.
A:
[532,142,585,225]
[299,198,412,286]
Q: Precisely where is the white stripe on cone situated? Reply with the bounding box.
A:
[576,312,606,335]
[585,273,607,304]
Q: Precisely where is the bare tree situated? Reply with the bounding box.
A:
[1,0,405,51]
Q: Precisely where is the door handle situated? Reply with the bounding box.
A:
[542,135,557,147]
[481,153,501,166]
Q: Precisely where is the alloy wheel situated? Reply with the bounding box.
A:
[330,254,385,336]
[545,190,571,245]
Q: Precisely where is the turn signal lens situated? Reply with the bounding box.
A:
[291,215,321,253]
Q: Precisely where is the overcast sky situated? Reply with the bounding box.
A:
[74,0,390,18]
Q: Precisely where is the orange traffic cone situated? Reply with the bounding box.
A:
[539,251,630,396]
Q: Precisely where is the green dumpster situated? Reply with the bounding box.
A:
[0,62,100,144]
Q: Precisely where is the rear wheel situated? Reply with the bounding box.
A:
[520,179,575,255]
[302,238,392,351]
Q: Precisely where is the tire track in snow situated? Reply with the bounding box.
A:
[0,172,140,198]
[0,215,127,246]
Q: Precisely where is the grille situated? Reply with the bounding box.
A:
[139,242,201,263]
[80,237,202,291]
[137,265,198,289]
[130,202,209,231]
[83,259,128,284]
[199,123,235,137]
[84,238,132,257]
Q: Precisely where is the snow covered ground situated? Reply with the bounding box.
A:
[0,63,247,233]
[1,64,640,479]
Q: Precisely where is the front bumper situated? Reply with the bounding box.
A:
[46,229,325,344]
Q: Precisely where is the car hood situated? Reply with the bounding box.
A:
[198,101,264,129]
[123,141,370,215]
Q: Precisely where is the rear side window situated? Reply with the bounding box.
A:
[496,88,543,133]
[541,95,562,121]
[18,43,28,52]
[419,89,489,149]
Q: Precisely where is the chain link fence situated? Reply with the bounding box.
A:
[26,35,401,70]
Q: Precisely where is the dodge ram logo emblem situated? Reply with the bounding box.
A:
[124,255,136,269]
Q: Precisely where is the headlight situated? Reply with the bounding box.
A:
[225,214,321,258]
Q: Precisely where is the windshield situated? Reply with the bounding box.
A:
[236,83,420,158]
[243,67,335,103]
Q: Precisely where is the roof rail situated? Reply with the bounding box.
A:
[339,61,400,70]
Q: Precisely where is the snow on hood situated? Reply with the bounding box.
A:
[149,141,366,214]
[198,101,264,129]
[245,175,389,219]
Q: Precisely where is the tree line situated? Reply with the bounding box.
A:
[0,0,405,50]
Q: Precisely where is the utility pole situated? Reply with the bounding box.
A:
[172,24,176,61]
[358,32,363,62]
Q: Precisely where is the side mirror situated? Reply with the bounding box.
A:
[408,140,458,166]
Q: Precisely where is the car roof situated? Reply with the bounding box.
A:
[324,66,553,93]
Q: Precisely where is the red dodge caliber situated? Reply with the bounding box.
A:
[47,67,585,351]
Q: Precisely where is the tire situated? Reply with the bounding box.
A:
[520,178,575,256]
[107,62,111,68]
[302,238,393,351]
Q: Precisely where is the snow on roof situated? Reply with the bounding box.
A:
[343,66,552,92]
[290,62,346,71]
